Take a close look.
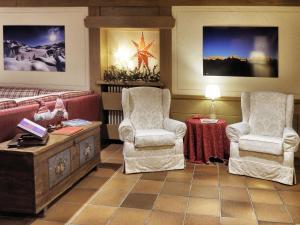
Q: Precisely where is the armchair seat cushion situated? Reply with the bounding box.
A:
[239,134,283,155]
[134,129,176,148]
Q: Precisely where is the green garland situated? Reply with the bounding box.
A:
[103,65,160,82]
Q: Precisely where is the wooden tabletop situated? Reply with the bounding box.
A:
[0,121,102,155]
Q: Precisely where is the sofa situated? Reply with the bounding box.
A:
[0,86,100,142]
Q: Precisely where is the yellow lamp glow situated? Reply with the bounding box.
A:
[205,85,221,119]
[114,46,135,70]
[114,47,130,62]
[205,85,221,100]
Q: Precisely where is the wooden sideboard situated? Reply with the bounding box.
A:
[0,121,101,214]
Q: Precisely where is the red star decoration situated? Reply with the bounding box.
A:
[132,32,155,69]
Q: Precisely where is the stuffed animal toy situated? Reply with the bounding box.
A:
[51,98,68,121]
[34,100,52,121]
[34,98,68,129]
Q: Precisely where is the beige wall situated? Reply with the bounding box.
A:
[172,6,300,98]
[0,7,89,90]
[171,96,242,124]
[170,6,300,147]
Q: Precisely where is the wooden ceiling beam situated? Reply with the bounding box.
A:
[89,0,159,7]
[2,0,299,8]
[159,0,300,6]
[0,0,17,6]
[16,0,88,7]
[84,15,175,28]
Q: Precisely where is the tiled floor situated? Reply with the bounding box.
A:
[1,144,300,225]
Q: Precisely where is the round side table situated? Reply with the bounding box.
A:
[184,116,230,164]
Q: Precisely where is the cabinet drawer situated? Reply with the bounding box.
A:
[48,148,71,188]
[79,136,95,167]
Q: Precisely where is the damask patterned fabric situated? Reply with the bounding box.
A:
[249,92,286,137]
[134,129,176,148]
[241,92,250,122]
[119,87,186,174]
[283,127,300,153]
[239,134,283,155]
[226,122,250,142]
[123,140,185,174]
[163,118,187,139]
[229,157,294,185]
[184,118,230,164]
[286,95,294,128]
[162,89,171,118]
[226,91,300,185]
[129,87,164,129]
[121,88,130,119]
[119,118,135,142]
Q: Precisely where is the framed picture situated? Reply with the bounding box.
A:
[203,26,278,77]
[3,25,65,72]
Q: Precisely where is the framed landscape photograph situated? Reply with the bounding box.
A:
[3,25,65,72]
[203,26,278,77]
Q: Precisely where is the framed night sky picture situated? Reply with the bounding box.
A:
[3,25,65,72]
[203,26,278,77]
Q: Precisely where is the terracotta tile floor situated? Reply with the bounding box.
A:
[1,144,300,225]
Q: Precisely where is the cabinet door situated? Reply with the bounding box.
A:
[48,148,71,188]
[79,136,95,167]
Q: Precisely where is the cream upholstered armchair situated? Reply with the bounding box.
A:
[226,91,300,185]
[118,87,186,174]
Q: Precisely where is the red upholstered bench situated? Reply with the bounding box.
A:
[0,86,100,142]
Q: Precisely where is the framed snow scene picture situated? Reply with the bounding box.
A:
[3,25,65,72]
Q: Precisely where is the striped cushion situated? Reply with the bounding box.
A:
[0,87,93,108]
[16,94,59,106]
[59,90,93,99]
[38,88,69,95]
[0,87,39,99]
[0,98,17,110]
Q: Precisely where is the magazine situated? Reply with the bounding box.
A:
[62,119,91,127]
[200,118,219,124]
[17,118,48,139]
[52,126,83,136]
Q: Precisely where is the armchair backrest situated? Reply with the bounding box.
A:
[241,91,294,137]
[122,87,171,129]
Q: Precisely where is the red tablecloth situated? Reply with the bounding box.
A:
[184,117,230,164]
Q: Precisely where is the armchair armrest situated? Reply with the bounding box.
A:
[163,118,187,139]
[118,119,135,142]
[283,127,300,152]
[226,122,250,142]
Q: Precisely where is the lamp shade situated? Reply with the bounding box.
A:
[205,85,221,100]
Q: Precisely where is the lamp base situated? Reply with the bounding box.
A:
[209,100,217,119]
[209,113,217,119]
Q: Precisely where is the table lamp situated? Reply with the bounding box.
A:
[205,85,221,119]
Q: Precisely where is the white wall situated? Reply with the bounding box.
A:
[172,6,300,98]
[0,7,89,90]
